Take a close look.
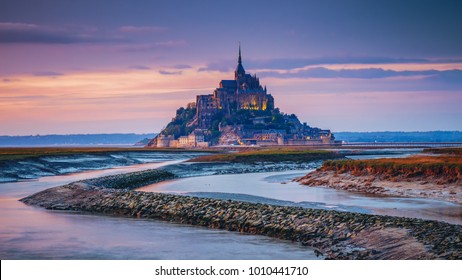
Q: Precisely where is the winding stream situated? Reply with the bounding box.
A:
[139,170,462,225]
[0,160,318,260]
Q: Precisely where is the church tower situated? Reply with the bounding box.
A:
[235,44,245,80]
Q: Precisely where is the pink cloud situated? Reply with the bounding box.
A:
[0,22,38,30]
[118,40,187,52]
[118,25,167,33]
[0,22,123,44]
[159,70,182,75]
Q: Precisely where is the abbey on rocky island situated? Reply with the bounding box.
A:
[147,46,336,148]
[196,46,274,128]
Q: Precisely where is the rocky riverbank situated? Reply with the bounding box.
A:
[21,183,462,259]
[296,154,462,204]
[296,170,462,204]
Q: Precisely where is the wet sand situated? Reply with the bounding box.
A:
[296,170,462,204]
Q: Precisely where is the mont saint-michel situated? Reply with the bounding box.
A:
[147,47,335,148]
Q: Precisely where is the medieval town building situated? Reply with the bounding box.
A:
[196,46,274,128]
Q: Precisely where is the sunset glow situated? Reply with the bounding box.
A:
[1,0,461,134]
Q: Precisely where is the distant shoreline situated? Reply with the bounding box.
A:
[2,130,462,147]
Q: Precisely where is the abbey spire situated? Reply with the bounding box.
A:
[238,43,242,64]
[235,43,245,79]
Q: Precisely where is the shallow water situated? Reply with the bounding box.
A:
[0,151,205,183]
[139,170,462,225]
[0,199,316,260]
[0,160,319,260]
[2,148,459,259]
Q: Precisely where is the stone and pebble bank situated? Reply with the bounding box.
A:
[82,169,175,189]
[159,161,322,178]
[21,175,462,259]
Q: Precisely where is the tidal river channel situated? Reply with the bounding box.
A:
[2,150,461,259]
[139,170,462,225]
[0,158,317,260]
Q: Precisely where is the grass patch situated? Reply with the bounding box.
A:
[423,147,462,156]
[189,148,343,163]
[322,155,462,182]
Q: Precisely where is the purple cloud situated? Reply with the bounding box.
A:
[197,56,462,73]
[258,67,462,82]
[119,25,167,33]
[2,78,20,83]
[118,40,187,52]
[198,60,234,72]
[159,70,182,75]
[0,22,126,44]
[172,64,192,69]
[33,71,64,77]
[0,22,39,30]
[129,65,151,70]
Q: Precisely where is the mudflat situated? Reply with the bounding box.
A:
[296,148,462,204]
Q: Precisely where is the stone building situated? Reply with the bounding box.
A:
[177,129,208,148]
[197,46,274,128]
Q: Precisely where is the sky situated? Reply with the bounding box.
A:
[1,0,461,135]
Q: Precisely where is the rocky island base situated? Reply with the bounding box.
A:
[21,183,462,260]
